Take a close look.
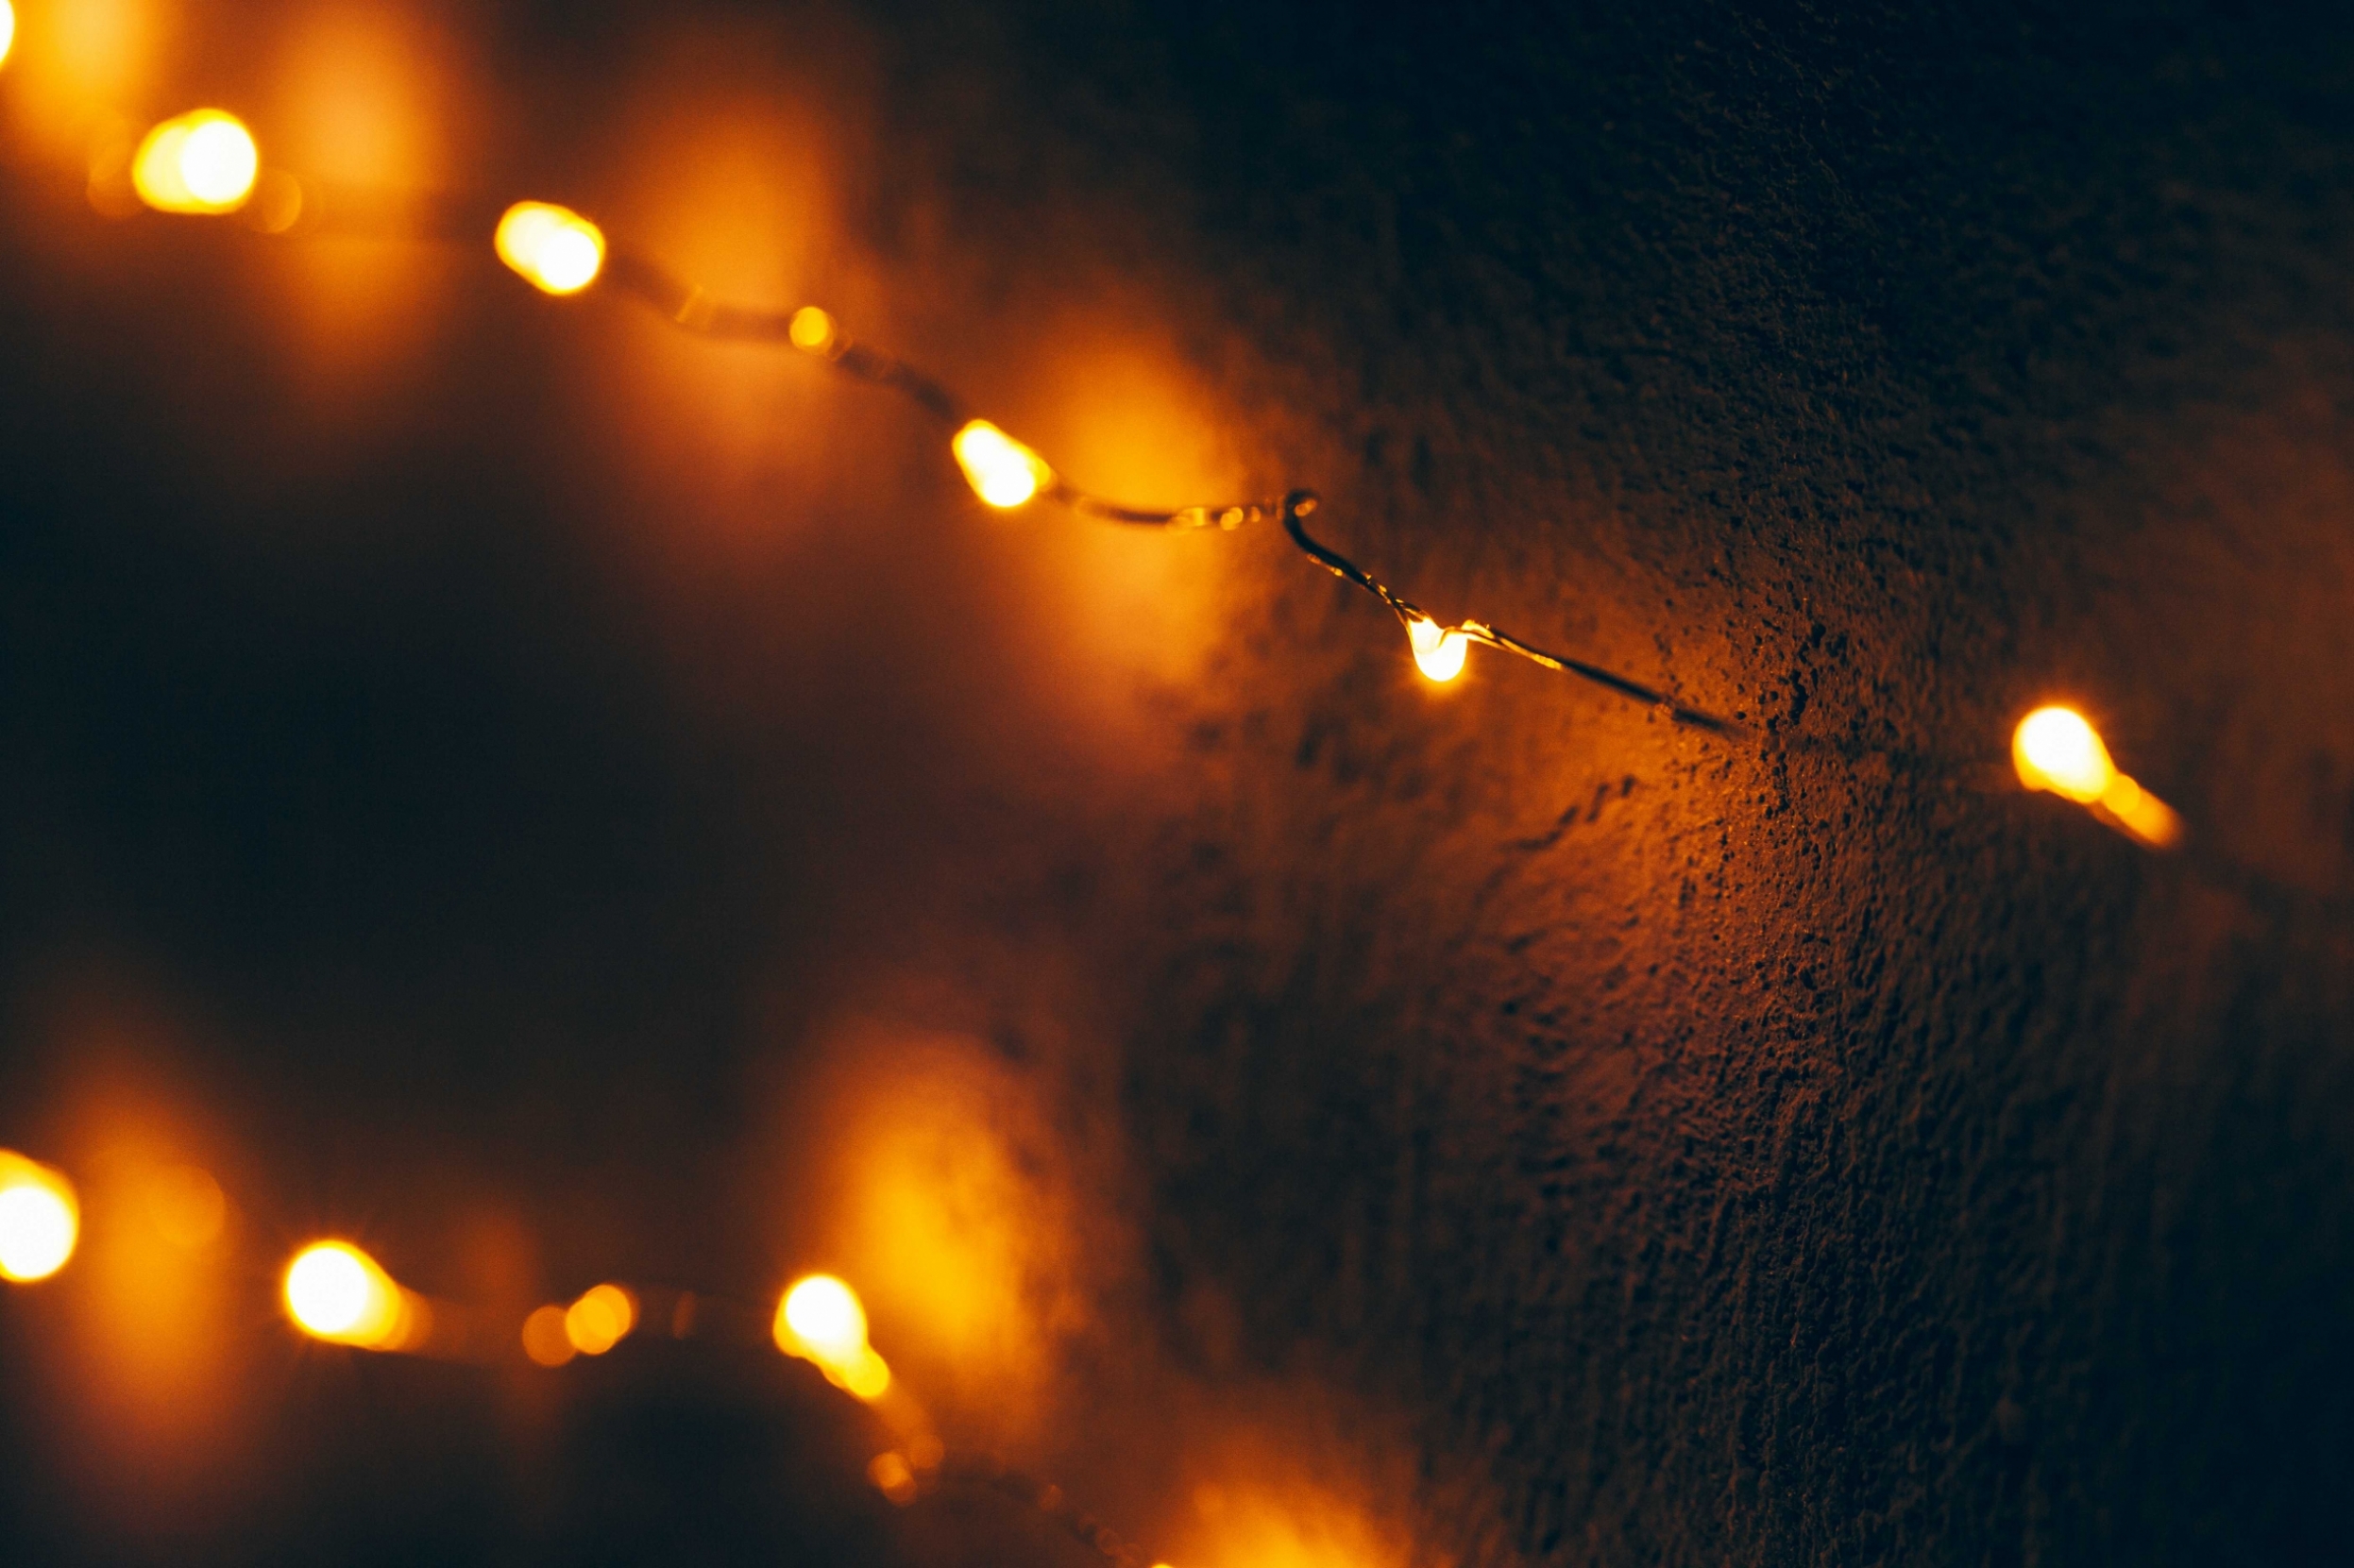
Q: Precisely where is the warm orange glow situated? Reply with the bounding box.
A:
[775,1273,891,1399]
[132,110,261,214]
[789,306,837,353]
[953,420,1054,509]
[1406,615,1468,683]
[0,3,16,71]
[520,1303,576,1366]
[283,1240,419,1349]
[2013,704,2184,849]
[0,1150,79,1283]
[869,1450,919,1503]
[495,201,605,295]
[563,1282,637,1356]
[143,1163,226,1249]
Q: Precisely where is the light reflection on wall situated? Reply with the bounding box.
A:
[1179,1476,1394,1568]
[2,0,176,158]
[258,3,470,383]
[790,1024,1106,1442]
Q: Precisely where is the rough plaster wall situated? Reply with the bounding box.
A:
[3,2,2351,1564]
[894,4,2354,1562]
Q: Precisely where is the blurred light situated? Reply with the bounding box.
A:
[520,1303,576,1367]
[774,1273,891,1399]
[2013,704,2183,850]
[1407,616,1468,683]
[563,1283,636,1356]
[0,2,16,71]
[284,1240,417,1349]
[0,1151,79,1283]
[144,1163,226,1249]
[132,110,260,214]
[495,201,605,295]
[789,306,837,353]
[249,170,304,234]
[869,1451,918,1504]
[954,420,1054,509]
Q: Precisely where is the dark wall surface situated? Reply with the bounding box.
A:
[3,2,2351,1564]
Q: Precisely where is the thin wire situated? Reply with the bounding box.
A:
[598,243,1742,734]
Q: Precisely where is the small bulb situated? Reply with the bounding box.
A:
[0,3,17,72]
[495,201,605,295]
[952,420,1054,509]
[0,1151,79,1284]
[1407,615,1468,683]
[789,306,838,354]
[520,1304,576,1366]
[2012,706,2113,803]
[284,1240,415,1349]
[564,1283,637,1356]
[774,1273,892,1399]
[132,110,261,214]
[2013,704,2182,850]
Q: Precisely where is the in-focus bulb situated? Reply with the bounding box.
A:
[132,110,261,214]
[1,3,17,72]
[1407,615,1468,683]
[284,1241,415,1348]
[952,420,1054,509]
[2012,704,2182,850]
[495,201,606,295]
[2012,706,2113,803]
[774,1273,891,1400]
[0,1152,79,1283]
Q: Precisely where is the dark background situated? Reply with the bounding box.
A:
[4,1,2353,1563]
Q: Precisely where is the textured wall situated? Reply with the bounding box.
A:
[4,2,2352,1563]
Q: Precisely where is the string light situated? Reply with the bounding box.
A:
[0,1150,79,1284]
[494,200,606,295]
[562,1281,637,1356]
[1406,615,1468,683]
[2012,705,2183,850]
[283,1240,428,1351]
[131,110,260,214]
[0,2,15,73]
[952,419,1056,509]
[774,1273,892,1399]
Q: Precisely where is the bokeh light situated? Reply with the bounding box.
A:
[494,201,605,295]
[563,1282,636,1356]
[520,1303,576,1366]
[284,1240,417,1349]
[0,1150,80,1282]
[774,1273,890,1399]
[131,109,260,213]
[789,305,837,353]
[953,420,1054,509]
[1406,616,1468,683]
[1,2,17,72]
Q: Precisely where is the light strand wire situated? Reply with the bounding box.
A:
[600,241,1743,733]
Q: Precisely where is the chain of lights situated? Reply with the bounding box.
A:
[1,10,2195,1555]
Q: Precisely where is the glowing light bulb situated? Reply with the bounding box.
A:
[521,1303,576,1366]
[132,110,260,214]
[563,1283,637,1356]
[789,306,838,354]
[774,1273,892,1399]
[2012,704,2182,850]
[284,1240,416,1349]
[0,3,16,72]
[495,201,605,295]
[952,420,1054,509]
[1407,615,1468,683]
[0,1151,79,1283]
